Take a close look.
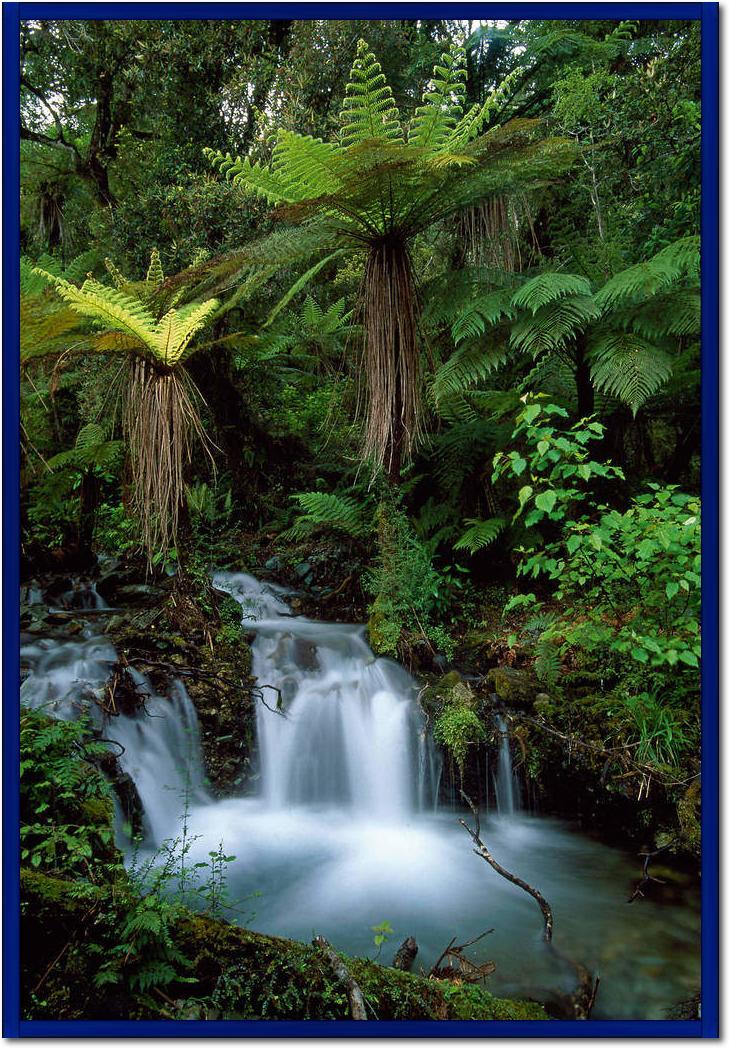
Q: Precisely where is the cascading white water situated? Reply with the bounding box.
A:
[19,576,701,1019]
[20,619,207,843]
[494,713,520,816]
[213,572,438,819]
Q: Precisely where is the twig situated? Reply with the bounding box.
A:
[312,935,368,1020]
[627,841,673,903]
[458,790,553,943]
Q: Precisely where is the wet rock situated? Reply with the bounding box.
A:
[293,638,318,671]
[486,666,539,708]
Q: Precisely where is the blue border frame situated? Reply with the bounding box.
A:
[3,2,718,1037]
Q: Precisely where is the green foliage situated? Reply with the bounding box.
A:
[371,919,394,958]
[283,491,373,541]
[32,255,219,368]
[366,502,449,657]
[20,709,115,875]
[454,517,506,554]
[433,681,485,773]
[495,399,700,754]
[46,423,122,474]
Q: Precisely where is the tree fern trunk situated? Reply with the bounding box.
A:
[360,237,421,481]
[574,336,594,418]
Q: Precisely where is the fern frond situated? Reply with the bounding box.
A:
[409,45,467,151]
[534,634,561,686]
[46,423,122,472]
[146,249,164,291]
[594,236,699,310]
[157,300,220,365]
[451,289,516,344]
[511,272,592,314]
[444,67,523,150]
[339,39,403,148]
[282,491,371,541]
[510,295,600,356]
[589,332,673,414]
[104,258,130,290]
[432,340,509,404]
[454,517,506,553]
[35,271,157,349]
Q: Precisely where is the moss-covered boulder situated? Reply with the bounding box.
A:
[21,869,548,1022]
[486,666,539,708]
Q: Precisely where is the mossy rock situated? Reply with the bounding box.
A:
[21,870,548,1022]
[486,666,539,708]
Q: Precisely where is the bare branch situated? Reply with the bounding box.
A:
[459,789,554,943]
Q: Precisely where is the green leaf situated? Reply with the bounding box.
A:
[510,453,528,476]
[665,581,679,600]
[535,491,557,514]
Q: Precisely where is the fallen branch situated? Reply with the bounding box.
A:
[627,841,673,903]
[312,935,368,1020]
[429,929,495,982]
[459,790,553,943]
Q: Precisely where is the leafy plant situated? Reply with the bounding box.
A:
[496,397,700,693]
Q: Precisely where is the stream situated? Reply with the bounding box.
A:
[20,572,700,1020]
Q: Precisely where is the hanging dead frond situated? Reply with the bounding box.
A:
[457,193,540,271]
[359,238,421,480]
[123,357,215,565]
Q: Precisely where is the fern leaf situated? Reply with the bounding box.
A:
[283,492,371,541]
[594,236,700,310]
[145,249,164,290]
[34,271,158,351]
[339,40,403,148]
[454,517,506,553]
[510,295,600,356]
[409,45,467,151]
[511,273,592,314]
[444,67,523,150]
[451,289,516,344]
[589,332,673,414]
[432,340,509,403]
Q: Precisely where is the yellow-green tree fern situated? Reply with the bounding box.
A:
[205,39,576,479]
[30,251,219,563]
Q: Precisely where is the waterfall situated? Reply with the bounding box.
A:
[20,604,208,844]
[494,713,520,816]
[213,572,440,819]
[18,577,702,1017]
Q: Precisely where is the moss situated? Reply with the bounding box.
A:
[175,912,548,1021]
[676,778,701,857]
[21,870,548,1022]
[486,666,538,707]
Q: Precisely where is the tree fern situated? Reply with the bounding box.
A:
[205,38,577,477]
[32,268,218,366]
[30,253,221,563]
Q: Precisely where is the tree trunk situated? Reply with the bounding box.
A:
[574,336,594,418]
